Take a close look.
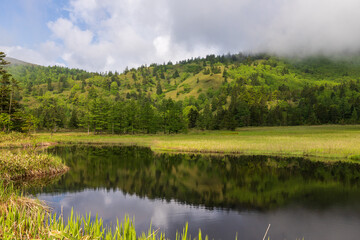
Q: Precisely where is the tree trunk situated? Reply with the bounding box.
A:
[7,92,12,132]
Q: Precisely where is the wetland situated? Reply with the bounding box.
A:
[25,145,360,240]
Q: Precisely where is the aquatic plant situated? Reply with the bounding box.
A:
[0,183,206,239]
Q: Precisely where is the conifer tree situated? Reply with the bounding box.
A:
[156,81,163,95]
[0,52,21,131]
[351,108,358,124]
[0,52,11,114]
[172,69,180,78]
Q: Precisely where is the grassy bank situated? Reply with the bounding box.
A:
[0,151,69,180]
[27,125,360,161]
[0,142,202,239]
[0,148,67,239]
[0,132,35,148]
[0,153,163,239]
[0,125,356,238]
[0,183,204,239]
[0,183,161,239]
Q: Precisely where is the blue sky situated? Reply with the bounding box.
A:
[1,0,360,72]
[0,0,67,46]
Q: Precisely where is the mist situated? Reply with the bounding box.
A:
[167,0,360,58]
[2,0,360,71]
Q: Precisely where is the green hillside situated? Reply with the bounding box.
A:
[3,53,360,133]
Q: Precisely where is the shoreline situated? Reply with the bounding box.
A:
[1,127,359,239]
[19,125,360,162]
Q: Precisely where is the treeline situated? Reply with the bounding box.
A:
[3,51,360,134]
[217,80,360,129]
[36,93,186,134]
[0,52,36,132]
[33,79,360,134]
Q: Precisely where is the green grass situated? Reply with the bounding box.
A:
[0,150,69,180]
[0,127,357,239]
[28,125,360,161]
[0,134,211,240]
[0,132,36,148]
[0,183,209,240]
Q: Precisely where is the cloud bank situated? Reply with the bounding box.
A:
[3,0,360,71]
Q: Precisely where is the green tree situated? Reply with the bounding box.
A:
[156,81,163,95]
[172,69,180,78]
[21,114,39,134]
[139,100,158,133]
[0,52,23,132]
[0,53,11,114]
[187,108,199,128]
[110,81,119,95]
[47,78,53,91]
[36,93,65,133]
[0,113,10,131]
[125,100,140,134]
[351,108,358,124]
[197,104,213,130]
[183,106,198,129]
[69,108,79,129]
[89,98,109,134]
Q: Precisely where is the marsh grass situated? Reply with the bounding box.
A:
[0,182,208,239]
[0,132,36,148]
[0,183,47,215]
[0,150,69,180]
[0,182,50,239]
[34,125,360,161]
[0,132,298,239]
[0,146,207,239]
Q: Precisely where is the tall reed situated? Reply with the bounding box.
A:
[0,182,207,239]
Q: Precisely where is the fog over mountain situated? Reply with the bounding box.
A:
[2,0,360,71]
[168,0,360,57]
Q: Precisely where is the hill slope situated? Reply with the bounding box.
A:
[4,53,360,133]
[4,57,36,67]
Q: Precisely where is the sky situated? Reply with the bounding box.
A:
[1,0,360,72]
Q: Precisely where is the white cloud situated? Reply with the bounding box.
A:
[4,0,360,71]
[258,0,360,56]
[153,35,171,59]
[153,35,219,64]
[48,18,94,48]
[47,18,105,70]
[0,44,62,66]
[44,0,222,72]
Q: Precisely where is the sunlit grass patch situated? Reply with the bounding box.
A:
[32,125,360,161]
[0,151,69,180]
[0,132,35,148]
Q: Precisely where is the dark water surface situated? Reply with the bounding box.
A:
[28,145,360,240]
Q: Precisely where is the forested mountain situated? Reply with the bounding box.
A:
[3,52,360,134]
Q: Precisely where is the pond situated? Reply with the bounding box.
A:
[27,145,360,240]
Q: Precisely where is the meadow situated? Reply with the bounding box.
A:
[1,124,359,239]
[25,125,360,162]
